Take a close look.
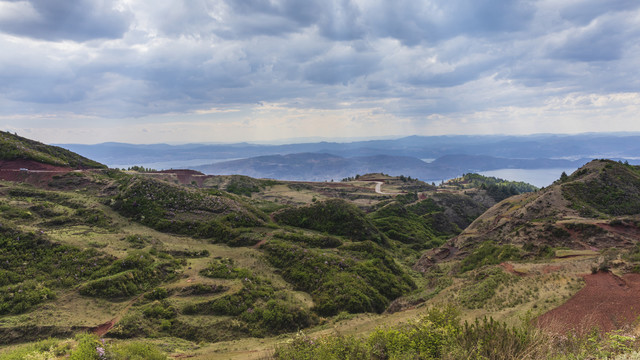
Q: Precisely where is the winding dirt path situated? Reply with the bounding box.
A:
[91,294,143,337]
[373,181,402,195]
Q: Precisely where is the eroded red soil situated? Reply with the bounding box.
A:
[538,271,640,333]
[0,160,73,185]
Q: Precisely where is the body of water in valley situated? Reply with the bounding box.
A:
[478,167,581,188]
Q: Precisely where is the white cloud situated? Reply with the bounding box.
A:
[0,0,639,143]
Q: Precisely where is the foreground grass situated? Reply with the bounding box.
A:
[274,306,640,360]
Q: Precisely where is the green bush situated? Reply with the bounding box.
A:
[460,242,522,272]
[199,258,251,279]
[110,176,265,241]
[0,226,114,313]
[69,333,103,360]
[263,240,414,316]
[272,232,343,248]
[458,267,518,309]
[79,251,182,299]
[273,199,387,244]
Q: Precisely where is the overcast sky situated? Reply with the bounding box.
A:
[1,0,639,144]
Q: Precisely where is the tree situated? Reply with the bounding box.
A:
[560,171,569,182]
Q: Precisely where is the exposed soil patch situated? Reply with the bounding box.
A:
[538,271,640,333]
[542,265,563,274]
[500,262,528,277]
[91,319,116,337]
[0,161,73,186]
[0,159,71,171]
[597,222,640,239]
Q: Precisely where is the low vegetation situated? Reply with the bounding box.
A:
[110,175,266,242]
[273,199,387,244]
[0,130,105,169]
[262,240,415,316]
[563,160,640,216]
[275,305,640,360]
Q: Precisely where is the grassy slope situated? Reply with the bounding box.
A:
[0,131,105,169]
[6,159,639,359]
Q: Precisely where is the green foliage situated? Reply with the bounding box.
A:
[272,231,343,248]
[563,161,640,216]
[124,234,149,249]
[0,333,168,360]
[263,240,414,316]
[199,257,252,279]
[454,316,536,360]
[275,306,461,359]
[462,173,538,194]
[127,165,157,172]
[227,232,263,247]
[0,226,113,313]
[458,267,518,309]
[68,334,102,360]
[110,176,265,241]
[223,176,277,196]
[369,201,443,248]
[108,341,168,360]
[182,271,318,337]
[276,305,640,360]
[79,251,182,299]
[176,283,227,296]
[460,242,522,272]
[273,199,387,244]
[241,298,318,335]
[0,337,71,360]
[144,287,171,301]
[0,280,56,315]
[0,130,106,169]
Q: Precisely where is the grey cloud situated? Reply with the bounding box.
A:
[559,0,640,25]
[0,0,639,124]
[549,17,633,62]
[0,0,131,41]
[361,0,534,46]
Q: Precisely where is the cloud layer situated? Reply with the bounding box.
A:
[1,0,639,143]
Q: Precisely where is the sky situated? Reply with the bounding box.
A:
[0,0,639,144]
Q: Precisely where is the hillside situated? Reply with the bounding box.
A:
[415,160,640,267]
[5,137,640,359]
[0,131,105,170]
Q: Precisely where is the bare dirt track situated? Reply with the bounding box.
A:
[538,271,640,333]
[0,160,73,185]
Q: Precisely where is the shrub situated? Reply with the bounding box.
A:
[109,342,167,360]
[263,240,414,316]
[199,258,251,279]
[273,199,387,244]
[460,242,521,272]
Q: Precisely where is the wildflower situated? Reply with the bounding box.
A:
[96,346,106,358]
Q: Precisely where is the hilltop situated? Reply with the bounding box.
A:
[416,159,640,268]
[0,131,105,170]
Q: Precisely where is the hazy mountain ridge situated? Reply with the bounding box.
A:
[194,152,587,182]
[58,134,640,169]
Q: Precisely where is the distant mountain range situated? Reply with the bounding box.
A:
[57,133,640,182]
[192,153,587,182]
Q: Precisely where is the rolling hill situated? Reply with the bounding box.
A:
[4,135,640,359]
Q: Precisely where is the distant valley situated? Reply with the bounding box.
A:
[59,133,640,186]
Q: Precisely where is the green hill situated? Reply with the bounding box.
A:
[0,131,105,169]
[6,134,640,360]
